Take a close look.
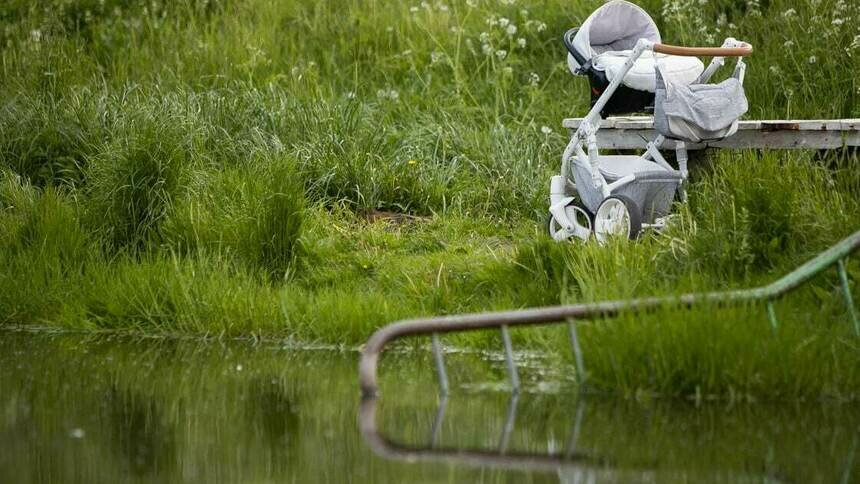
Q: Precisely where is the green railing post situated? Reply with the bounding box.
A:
[766,301,778,332]
[567,320,586,384]
[836,259,859,336]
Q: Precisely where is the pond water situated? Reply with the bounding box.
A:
[1,330,857,483]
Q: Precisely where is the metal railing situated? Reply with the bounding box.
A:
[358,393,855,482]
[359,230,860,396]
[358,395,612,475]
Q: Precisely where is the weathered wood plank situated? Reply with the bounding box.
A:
[562,117,860,131]
[561,117,860,149]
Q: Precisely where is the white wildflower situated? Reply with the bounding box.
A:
[783,40,795,48]
[495,49,507,60]
[540,126,552,134]
[502,66,513,76]
[499,17,510,28]
[506,24,517,36]
[517,37,527,49]
[479,31,490,43]
[421,1,430,9]
[30,29,42,43]
[346,91,356,99]
[482,43,493,55]
[376,89,399,101]
[807,55,817,64]
[768,65,780,74]
[536,22,547,32]
[528,72,540,86]
[431,50,444,63]
[486,16,498,27]
[782,8,796,18]
[520,9,529,18]
[410,6,418,13]
[851,35,860,51]
[437,4,449,12]
[831,18,844,26]
[746,0,761,15]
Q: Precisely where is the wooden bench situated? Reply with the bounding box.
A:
[562,117,860,150]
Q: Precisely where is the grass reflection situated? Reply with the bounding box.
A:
[0,331,856,483]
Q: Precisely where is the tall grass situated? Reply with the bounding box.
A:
[164,155,305,280]
[0,0,858,398]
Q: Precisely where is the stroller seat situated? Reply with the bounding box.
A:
[564,0,705,115]
[591,50,703,93]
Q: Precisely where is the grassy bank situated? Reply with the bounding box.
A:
[1,0,859,398]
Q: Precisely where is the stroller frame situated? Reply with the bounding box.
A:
[550,37,752,242]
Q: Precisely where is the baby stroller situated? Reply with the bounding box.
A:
[548,0,752,242]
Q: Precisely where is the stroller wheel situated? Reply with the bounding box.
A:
[547,200,593,241]
[594,195,642,243]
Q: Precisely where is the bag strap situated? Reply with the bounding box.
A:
[654,61,668,92]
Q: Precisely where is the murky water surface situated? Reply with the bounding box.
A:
[1,331,857,483]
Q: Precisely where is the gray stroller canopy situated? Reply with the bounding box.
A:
[572,0,661,59]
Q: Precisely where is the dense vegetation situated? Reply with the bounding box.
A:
[1,0,858,398]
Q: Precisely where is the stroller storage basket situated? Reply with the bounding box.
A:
[571,161,681,222]
[612,172,682,221]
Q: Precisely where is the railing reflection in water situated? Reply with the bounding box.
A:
[359,393,859,483]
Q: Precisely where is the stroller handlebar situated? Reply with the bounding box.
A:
[652,43,753,57]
